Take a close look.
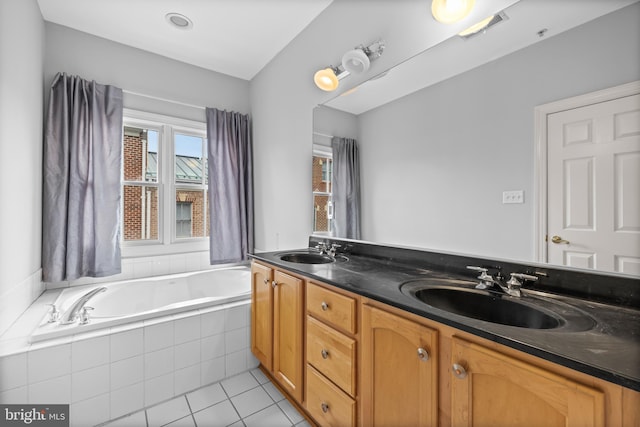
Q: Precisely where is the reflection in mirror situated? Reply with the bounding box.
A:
[313,0,640,276]
[312,148,333,235]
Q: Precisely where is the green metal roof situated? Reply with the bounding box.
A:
[145,152,207,182]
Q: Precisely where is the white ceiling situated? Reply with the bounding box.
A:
[36,0,334,80]
[36,0,638,98]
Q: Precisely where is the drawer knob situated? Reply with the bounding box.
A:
[321,301,329,311]
[321,349,329,359]
[417,347,429,362]
[452,363,468,379]
[321,402,329,413]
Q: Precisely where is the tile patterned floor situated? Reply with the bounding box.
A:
[101,368,310,427]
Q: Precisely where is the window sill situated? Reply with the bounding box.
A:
[122,239,209,258]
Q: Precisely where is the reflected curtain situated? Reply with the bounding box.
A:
[206,108,254,263]
[42,73,123,282]
[331,137,361,239]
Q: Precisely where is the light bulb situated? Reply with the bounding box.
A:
[314,68,339,91]
[431,0,476,24]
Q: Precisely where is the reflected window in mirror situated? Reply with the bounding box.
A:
[312,148,333,235]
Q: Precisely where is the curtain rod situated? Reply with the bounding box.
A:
[122,89,206,111]
[313,131,334,138]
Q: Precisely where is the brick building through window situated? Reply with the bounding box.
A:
[312,154,332,233]
[123,125,208,242]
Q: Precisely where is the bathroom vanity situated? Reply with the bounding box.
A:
[250,237,640,427]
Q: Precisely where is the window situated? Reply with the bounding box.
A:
[175,202,192,238]
[122,110,208,256]
[312,149,333,234]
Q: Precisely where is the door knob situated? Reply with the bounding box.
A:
[551,235,570,244]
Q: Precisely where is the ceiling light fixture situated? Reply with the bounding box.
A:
[313,39,385,92]
[431,0,475,24]
[458,12,508,39]
[165,13,193,30]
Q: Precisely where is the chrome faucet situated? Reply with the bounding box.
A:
[466,266,538,297]
[59,287,106,325]
[504,273,539,297]
[327,243,341,257]
[314,242,329,254]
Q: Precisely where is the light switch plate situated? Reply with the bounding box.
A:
[502,190,524,204]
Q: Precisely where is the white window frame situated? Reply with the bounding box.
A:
[312,143,333,236]
[122,109,208,258]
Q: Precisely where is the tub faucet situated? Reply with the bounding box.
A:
[60,287,106,325]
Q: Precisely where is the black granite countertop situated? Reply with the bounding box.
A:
[250,240,640,392]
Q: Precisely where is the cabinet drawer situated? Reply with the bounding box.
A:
[307,282,356,334]
[306,365,356,427]
[307,316,357,397]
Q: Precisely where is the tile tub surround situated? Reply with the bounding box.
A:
[0,299,258,427]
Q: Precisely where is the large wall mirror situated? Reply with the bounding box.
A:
[313,0,640,276]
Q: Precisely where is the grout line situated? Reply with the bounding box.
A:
[183,394,198,427]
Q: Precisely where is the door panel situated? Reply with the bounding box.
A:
[547,93,640,274]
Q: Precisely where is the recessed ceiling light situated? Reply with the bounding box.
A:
[165,13,193,30]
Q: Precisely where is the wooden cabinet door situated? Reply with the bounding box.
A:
[251,262,273,370]
[451,337,605,427]
[361,305,438,427]
[273,269,304,402]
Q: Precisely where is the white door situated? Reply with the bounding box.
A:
[547,93,640,275]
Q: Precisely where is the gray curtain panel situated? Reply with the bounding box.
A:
[331,137,361,239]
[206,108,254,263]
[42,73,123,282]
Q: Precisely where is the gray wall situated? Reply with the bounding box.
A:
[249,0,472,252]
[0,0,45,335]
[44,23,250,120]
[357,4,640,261]
[313,105,358,146]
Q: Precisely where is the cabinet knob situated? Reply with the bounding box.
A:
[417,347,429,362]
[263,278,269,285]
[321,402,329,413]
[452,363,468,379]
[321,349,329,359]
[272,281,277,288]
[321,301,329,311]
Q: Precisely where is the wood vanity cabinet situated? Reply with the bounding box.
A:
[361,304,438,427]
[305,281,359,427]
[450,337,605,427]
[361,298,638,427]
[251,262,304,402]
[251,262,640,427]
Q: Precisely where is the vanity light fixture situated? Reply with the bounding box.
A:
[431,0,476,24]
[458,12,508,39]
[165,13,193,30]
[313,39,385,92]
[314,67,341,92]
[342,48,370,74]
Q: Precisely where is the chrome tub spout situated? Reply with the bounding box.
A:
[59,286,107,325]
